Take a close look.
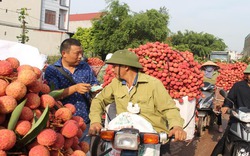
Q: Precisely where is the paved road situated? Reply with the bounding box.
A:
[166,114,229,156]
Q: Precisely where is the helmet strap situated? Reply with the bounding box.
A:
[118,65,122,80]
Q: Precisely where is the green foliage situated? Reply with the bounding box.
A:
[78,0,171,60]
[8,99,27,130]
[16,8,29,44]
[49,89,64,100]
[239,55,250,64]
[47,55,61,64]
[16,105,49,147]
[72,27,95,58]
[169,30,227,58]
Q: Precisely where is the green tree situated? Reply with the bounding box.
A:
[72,27,95,58]
[169,30,227,58]
[91,0,170,60]
[17,8,29,44]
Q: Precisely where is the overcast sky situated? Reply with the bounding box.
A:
[70,0,250,53]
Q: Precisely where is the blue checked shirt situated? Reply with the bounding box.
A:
[44,58,99,123]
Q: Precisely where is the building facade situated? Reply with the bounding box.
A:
[69,12,102,33]
[243,34,250,57]
[0,0,71,56]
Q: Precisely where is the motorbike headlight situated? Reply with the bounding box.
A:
[238,110,250,123]
[114,129,140,150]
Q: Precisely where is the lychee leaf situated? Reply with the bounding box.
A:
[31,111,38,128]
[7,99,27,130]
[49,89,64,99]
[16,105,49,146]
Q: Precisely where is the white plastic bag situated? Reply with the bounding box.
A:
[0,39,47,70]
[174,96,196,140]
[105,112,160,156]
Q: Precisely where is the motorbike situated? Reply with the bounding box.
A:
[90,110,171,156]
[95,127,169,156]
[196,82,217,137]
[219,89,250,156]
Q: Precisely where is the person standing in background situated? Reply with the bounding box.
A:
[44,38,99,143]
[97,53,113,85]
[201,61,223,133]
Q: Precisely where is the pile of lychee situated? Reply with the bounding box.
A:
[0,58,89,156]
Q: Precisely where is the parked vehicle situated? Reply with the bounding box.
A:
[209,51,231,63]
[196,82,217,137]
[219,89,250,156]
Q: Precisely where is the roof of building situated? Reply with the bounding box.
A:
[69,12,103,21]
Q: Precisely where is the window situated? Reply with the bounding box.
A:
[45,10,56,25]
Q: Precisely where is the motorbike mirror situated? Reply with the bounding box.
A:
[219,89,235,107]
[219,89,227,98]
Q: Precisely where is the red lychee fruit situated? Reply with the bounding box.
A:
[7,71,18,79]
[17,69,37,85]
[64,137,74,149]
[50,150,62,156]
[71,150,86,156]
[15,120,32,136]
[40,83,51,94]
[27,80,42,93]
[25,93,41,109]
[77,128,83,138]
[33,109,42,118]
[80,121,87,132]
[64,103,76,114]
[0,60,13,76]
[33,66,42,79]
[0,129,16,150]
[79,141,90,153]
[64,148,74,155]
[0,95,17,114]
[29,145,50,156]
[5,57,20,69]
[19,106,34,121]
[5,81,27,101]
[51,133,65,149]
[0,79,9,96]
[0,150,6,156]
[55,107,72,122]
[71,116,85,127]
[40,94,55,108]
[71,143,81,151]
[61,120,79,138]
[17,64,34,72]
[37,129,57,146]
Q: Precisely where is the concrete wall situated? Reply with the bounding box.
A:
[69,20,92,33]
[0,25,69,56]
[0,0,71,56]
[0,0,42,29]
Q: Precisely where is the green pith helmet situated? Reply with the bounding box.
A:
[106,49,143,69]
[244,64,250,74]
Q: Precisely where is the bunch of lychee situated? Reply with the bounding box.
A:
[0,57,89,156]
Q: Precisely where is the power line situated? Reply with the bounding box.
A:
[0,7,64,30]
